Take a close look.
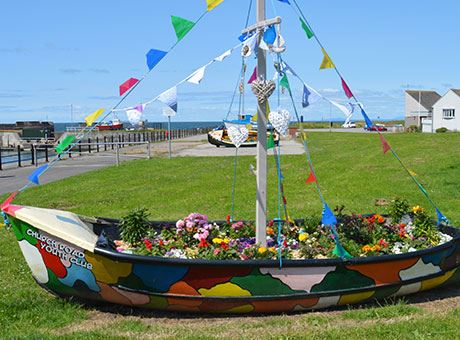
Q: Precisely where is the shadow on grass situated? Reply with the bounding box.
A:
[62,283,460,320]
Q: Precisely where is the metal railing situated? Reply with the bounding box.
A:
[0,128,209,170]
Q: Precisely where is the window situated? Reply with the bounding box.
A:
[443,109,455,119]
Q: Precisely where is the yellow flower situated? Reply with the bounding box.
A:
[268,247,277,253]
[258,247,267,254]
[362,245,372,252]
[412,205,423,214]
[212,238,223,244]
[223,238,230,244]
[298,233,309,242]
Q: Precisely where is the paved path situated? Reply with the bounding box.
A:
[0,134,304,195]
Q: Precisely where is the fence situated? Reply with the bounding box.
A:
[0,128,208,170]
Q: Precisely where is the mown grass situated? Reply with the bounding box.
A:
[0,132,459,338]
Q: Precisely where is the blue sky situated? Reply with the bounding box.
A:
[1,0,459,123]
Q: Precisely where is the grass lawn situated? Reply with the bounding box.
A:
[1,132,459,338]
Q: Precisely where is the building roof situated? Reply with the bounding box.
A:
[405,90,441,111]
[452,89,460,97]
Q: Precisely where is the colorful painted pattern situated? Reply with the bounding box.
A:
[8,213,460,314]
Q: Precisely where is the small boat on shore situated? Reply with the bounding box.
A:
[96,118,123,131]
[3,203,460,313]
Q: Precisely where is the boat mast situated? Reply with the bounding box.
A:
[255,0,267,246]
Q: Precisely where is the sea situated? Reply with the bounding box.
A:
[54,121,222,133]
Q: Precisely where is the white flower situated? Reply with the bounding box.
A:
[408,247,417,252]
[439,232,453,244]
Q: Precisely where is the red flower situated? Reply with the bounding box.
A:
[144,239,153,250]
[199,238,209,248]
[268,220,274,227]
[226,215,231,224]
[378,239,389,248]
[159,240,164,247]
[221,242,229,250]
[283,240,288,247]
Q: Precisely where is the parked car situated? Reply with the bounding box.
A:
[342,122,356,128]
[366,123,387,132]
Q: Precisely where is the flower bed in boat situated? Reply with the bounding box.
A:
[114,199,452,260]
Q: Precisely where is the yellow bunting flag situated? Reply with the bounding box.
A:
[320,48,335,70]
[206,0,224,11]
[409,170,417,177]
[251,113,258,122]
[266,100,271,113]
[85,109,104,127]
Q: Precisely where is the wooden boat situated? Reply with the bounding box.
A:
[3,203,460,314]
[207,124,279,148]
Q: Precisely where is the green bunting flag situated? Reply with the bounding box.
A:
[280,74,290,90]
[171,16,196,42]
[267,133,276,149]
[300,18,314,39]
[55,135,76,155]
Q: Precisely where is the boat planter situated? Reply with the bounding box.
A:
[4,204,460,314]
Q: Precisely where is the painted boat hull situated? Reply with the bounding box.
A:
[207,129,279,148]
[4,205,460,314]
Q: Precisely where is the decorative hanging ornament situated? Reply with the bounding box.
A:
[269,109,290,136]
[251,76,276,103]
[224,122,249,148]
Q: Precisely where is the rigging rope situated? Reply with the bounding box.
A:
[278,0,449,225]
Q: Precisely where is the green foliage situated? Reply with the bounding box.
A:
[388,198,410,223]
[119,207,150,246]
[412,208,441,244]
[407,125,421,133]
[436,127,449,133]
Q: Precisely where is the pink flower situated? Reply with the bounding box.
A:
[176,219,185,228]
[213,248,221,255]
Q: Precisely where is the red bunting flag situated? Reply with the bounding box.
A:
[306,172,317,184]
[248,67,257,84]
[341,77,353,99]
[119,77,139,96]
[379,134,391,154]
[1,191,18,211]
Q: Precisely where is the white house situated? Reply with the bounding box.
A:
[431,89,460,132]
[404,90,440,130]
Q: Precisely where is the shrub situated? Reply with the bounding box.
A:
[436,127,448,133]
[407,125,420,133]
[119,208,151,246]
[388,198,410,223]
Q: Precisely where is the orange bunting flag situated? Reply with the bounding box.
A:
[206,0,224,11]
[379,134,391,154]
[320,48,335,70]
[306,172,317,184]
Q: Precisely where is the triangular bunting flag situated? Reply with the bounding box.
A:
[85,108,104,127]
[360,108,374,128]
[206,0,224,11]
[332,243,353,260]
[436,208,449,226]
[322,203,337,226]
[171,16,195,42]
[409,170,417,177]
[146,49,168,71]
[302,84,322,108]
[186,66,206,85]
[259,39,270,51]
[306,172,317,184]
[248,67,257,84]
[300,18,314,39]
[277,0,290,4]
[28,164,49,185]
[214,49,232,62]
[329,100,352,119]
[379,134,391,154]
[279,74,290,90]
[55,135,76,155]
[263,25,277,45]
[119,77,139,96]
[341,77,354,99]
[320,48,335,70]
[126,104,145,126]
[267,133,276,149]
[157,87,178,112]
[1,192,18,211]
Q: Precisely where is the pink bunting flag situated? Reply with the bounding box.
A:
[248,67,257,84]
[379,134,391,154]
[341,77,354,99]
[1,191,18,211]
[306,172,317,184]
[119,77,139,96]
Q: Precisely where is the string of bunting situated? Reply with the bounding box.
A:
[7,1,227,197]
[277,0,449,225]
